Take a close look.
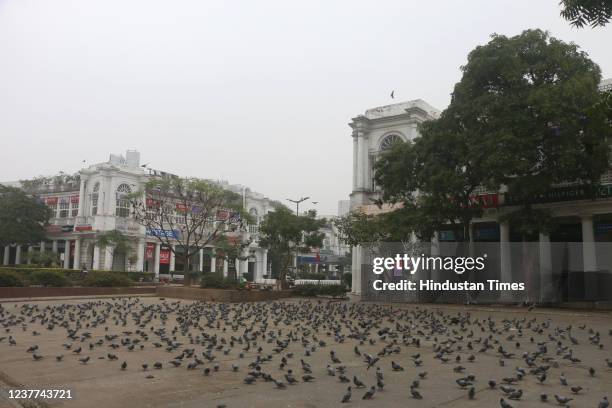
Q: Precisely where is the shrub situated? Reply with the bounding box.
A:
[30,270,69,287]
[200,273,237,289]
[82,271,132,287]
[342,272,352,289]
[0,270,25,287]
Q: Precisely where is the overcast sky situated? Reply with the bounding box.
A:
[0,0,610,215]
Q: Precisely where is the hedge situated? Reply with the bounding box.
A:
[30,270,70,287]
[292,284,347,298]
[0,270,25,287]
[82,271,132,287]
[0,267,153,287]
[200,273,242,289]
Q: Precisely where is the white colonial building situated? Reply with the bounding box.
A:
[1,150,276,282]
[348,99,440,294]
[349,81,612,304]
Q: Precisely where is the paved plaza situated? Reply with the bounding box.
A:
[0,297,610,408]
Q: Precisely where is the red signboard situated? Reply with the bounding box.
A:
[176,203,188,213]
[46,197,58,205]
[468,193,500,209]
[159,248,171,264]
[146,243,155,260]
[216,210,230,220]
[74,225,92,232]
[70,195,80,203]
[146,198,161,208]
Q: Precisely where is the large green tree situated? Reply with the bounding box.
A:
[374,29,610,242]
[258,207,325,288]
[373,109,489,242]
[560,0,612,27]
[453,29,610,234]
[0,185,50,247]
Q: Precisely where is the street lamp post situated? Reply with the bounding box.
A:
[286,196,310,281]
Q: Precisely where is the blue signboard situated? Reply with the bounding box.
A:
[146,228,180,239]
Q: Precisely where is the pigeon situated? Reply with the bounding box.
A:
[362,386,375,400]
[79,356,90,364]
[599,396,609,408]
[500,398,513,408]
[554,395,573,405]
[341,386,351,403]
[121,361,127,370]
[353,376,365,388]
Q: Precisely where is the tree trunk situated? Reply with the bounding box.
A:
[183,252,191,286]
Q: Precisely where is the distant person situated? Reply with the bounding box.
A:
[80,265,89,279]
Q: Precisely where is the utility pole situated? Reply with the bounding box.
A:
[286,196,310,279]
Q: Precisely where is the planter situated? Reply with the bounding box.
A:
[0,286,156,299]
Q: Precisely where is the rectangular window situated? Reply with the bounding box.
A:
[47,204,57,217]
[59,200,69,218]
[115,198,130,218]
[71,202,79,217]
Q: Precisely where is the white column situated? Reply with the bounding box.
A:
[136,239,145,272]
[103,245,113,271]
[77,177,86,217]
[499,222,512,301]
[235,257,240,277]
[14,245,21,265]
[52,240,58,253]
[3,246,9,265]
[356,134,364,189]
[199,249,204,272]
[361,134,369,190]
[27,246,33,264]
[63,240,70,268]
[210,253,216,273]
[170,245,176,272]
[93,245,100,270]
[582,215,597,272]
[352,137,358,190]
[539,232,553,302]
[240,258,249,279]
[223,259,228,277]
[254,251,263,282]
[40,241,46,253]
[73,239,81,269]
[154,243,160,280]
[582,215,598,300]
[262,249,268,278]
[351,246,362,295]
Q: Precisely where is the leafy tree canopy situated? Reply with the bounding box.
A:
[560,0,612,27]
[0,185,50,246]
[258,207,326,287]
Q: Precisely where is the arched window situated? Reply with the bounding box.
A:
[380,134,403,151]
[115,183,132,218]
[248,207,259,233]
[91,182,100,216]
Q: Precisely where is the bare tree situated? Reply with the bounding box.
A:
[129,176,250,284]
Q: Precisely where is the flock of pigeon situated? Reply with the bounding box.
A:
[0,297,610,407]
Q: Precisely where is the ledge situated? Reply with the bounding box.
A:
[0,286,156,299]
[156,286,294,302]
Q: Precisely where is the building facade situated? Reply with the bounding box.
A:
[349,82,612,303]
[1,150,276,282]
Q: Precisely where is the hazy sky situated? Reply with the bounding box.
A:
[1,0,610,215]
